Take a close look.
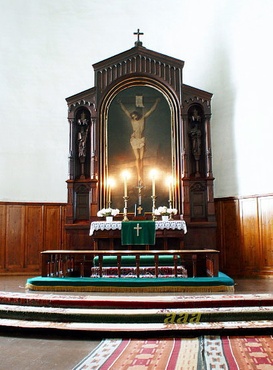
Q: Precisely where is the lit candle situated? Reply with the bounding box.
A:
[168,176,173,201]
[108,186,111,205]
[108,178,112,204]
[124,176,127,197]
[122,171,129,197]
[150,169,157,197]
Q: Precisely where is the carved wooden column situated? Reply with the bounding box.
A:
[68,118,75,180]
[204,113,213,178]
[181,112,189,179]
[204,113,215,222]
[90,117,97,180]
[181,112,190,221]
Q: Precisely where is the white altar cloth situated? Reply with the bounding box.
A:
[89,220,187,236]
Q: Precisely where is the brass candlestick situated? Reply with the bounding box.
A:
[123,196,129,222]
[151,195,157,220]
[168,199,173,220]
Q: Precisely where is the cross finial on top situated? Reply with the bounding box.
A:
[134,29,144,46]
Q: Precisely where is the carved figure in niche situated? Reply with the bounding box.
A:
[78,126,89,158]
[78,111,88,126]
[189,108,202,177]
[77,111,89,179]
[118,98,160,185]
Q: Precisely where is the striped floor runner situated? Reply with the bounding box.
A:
[73,336,273,370]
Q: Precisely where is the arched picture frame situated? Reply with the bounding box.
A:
[106,85,174,214]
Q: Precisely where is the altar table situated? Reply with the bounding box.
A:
[90,220,187,250]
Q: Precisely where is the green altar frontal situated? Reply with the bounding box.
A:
[121,221,156,245]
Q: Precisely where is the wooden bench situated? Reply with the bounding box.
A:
[41,249,219,278]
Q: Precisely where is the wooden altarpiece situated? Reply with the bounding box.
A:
[65,33,216,250]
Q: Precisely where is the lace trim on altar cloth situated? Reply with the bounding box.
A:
[89,220,187,235]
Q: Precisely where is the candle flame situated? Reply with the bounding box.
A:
[107,177,115,187]
[166,175,174,186]
[150,168,158,179]
[121,170,130,179]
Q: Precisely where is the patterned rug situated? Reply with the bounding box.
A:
[73,336,273,370]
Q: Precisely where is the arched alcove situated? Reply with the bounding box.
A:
[98,76,182,214]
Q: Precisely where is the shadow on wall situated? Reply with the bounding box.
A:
[205,43,238,198]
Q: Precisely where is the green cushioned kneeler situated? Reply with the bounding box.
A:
[26,272,235,290]
[93,255,181,267]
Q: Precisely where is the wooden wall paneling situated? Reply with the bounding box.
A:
[215,194,273,278]
[239,198,260,275]
[0,204,7,270]
[219,199,242,276]
[215,200,224,269]
[43,205,65,250]
[61,205,66,249]
[5,205,25,271]
[258,195,273,276]
[1,196,273,277]
[25,205,44,271]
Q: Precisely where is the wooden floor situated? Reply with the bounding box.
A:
[1,275,273,370]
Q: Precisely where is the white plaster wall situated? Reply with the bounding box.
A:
[0,0,272,202]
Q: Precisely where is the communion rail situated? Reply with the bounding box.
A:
[41,249,219,278]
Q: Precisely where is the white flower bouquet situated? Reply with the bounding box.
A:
[154,206,177,216]
[97,208,120,217]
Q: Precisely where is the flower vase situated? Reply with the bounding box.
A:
[162,215,169,222]
[106,216,113,222]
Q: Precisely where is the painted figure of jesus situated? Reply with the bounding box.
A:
[118,98,160,184]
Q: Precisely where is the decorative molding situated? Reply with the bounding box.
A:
[190,182,206,192]
[68,100,94,113]
[95,51,183,98]
[183,96,211,108]
[74,182,92,193]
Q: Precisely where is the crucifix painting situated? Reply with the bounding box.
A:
[107,85,173,214]
[118,97,160,185]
